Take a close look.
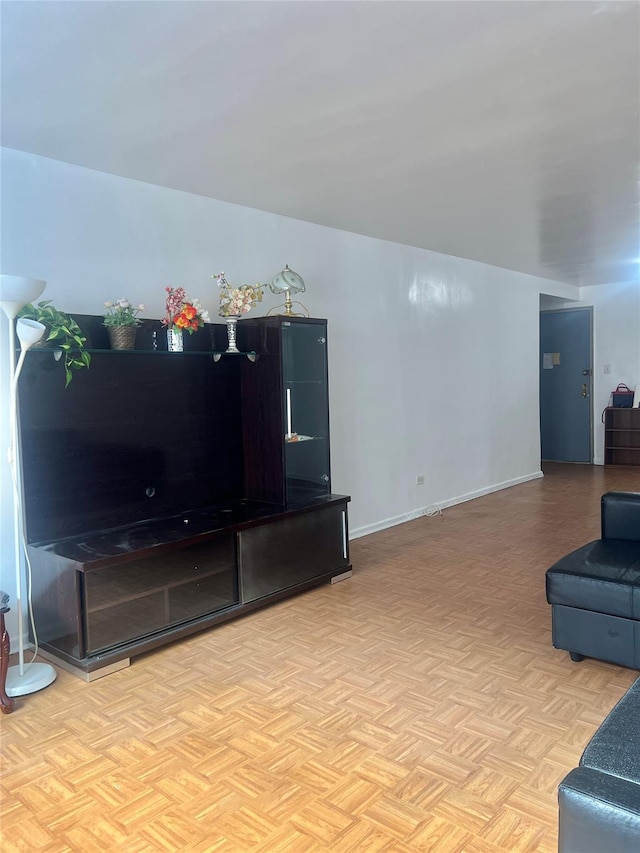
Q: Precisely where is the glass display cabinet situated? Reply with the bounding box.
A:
[282,319,331,501]
[241,316,332,505]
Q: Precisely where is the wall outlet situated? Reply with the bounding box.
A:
[416,475,425,486]
[604,364,611,374]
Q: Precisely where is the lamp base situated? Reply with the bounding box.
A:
[266,300,310,318]
[6,661,56,697]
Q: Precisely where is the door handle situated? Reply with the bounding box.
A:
[581,383,589,398]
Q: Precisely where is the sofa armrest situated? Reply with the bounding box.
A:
[559,767,640,853]
[601,492,640,541]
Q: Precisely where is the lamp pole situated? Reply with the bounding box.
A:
[0,275,57,697]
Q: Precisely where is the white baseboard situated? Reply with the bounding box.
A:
[350,506,428,540]
[350,470,544,540]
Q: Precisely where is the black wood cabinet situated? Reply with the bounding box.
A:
[604,407,640,466]
[20,315,351,679]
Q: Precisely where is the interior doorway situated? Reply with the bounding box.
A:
[540,307,593,463]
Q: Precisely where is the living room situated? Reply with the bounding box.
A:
[1,2,639,850]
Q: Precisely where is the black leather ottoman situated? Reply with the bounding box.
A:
[558,676,640,852]
[546,492,640,669]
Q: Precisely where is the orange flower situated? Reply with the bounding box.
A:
[162,289,210,332]
[182,304,197,320]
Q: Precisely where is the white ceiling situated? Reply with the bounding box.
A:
[2,0,639,287]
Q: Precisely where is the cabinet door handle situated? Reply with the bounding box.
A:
[341,510,347,559]
[317,337,326,345]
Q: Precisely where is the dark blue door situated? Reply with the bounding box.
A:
[540,308,592,462]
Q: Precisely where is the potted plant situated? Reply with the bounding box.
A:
[17,300,91,387]
[102,298,145,350]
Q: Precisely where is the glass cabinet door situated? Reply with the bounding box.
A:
[281,320,331,501]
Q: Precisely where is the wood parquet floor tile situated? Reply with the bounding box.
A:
[2,462,640,851]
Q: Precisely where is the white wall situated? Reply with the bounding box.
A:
[541,284,640,465]
[1,148,579,639]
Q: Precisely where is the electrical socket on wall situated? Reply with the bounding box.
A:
[416,475,425,486]
[604,364,611,374]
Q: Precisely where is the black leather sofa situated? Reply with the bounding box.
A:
[546,491,640,669]
[558,676,640,852]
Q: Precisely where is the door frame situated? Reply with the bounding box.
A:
[539,305,594,464]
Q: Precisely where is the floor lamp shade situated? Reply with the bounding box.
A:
[0,274,56,699]
[17,317,46,349]
[0,275,47,319]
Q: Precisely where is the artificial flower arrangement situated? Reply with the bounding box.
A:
[102,298,145,327]
[162,286,210,333]
[214,272,263,317]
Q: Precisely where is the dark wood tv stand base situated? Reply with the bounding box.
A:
[28,495,351,681]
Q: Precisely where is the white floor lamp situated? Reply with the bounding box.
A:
[0,275,57,696]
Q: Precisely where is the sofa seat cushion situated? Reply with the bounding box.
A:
[559,767,640,853]
[580,678,640,785]
[546,540,640,619]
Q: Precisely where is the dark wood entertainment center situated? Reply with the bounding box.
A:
[19,315,351,679]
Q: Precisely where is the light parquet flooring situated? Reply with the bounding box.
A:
[2,463,640,852]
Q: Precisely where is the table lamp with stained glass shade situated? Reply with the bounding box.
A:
[267,265,309,317]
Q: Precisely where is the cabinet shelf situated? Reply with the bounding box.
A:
[29,347,259,360]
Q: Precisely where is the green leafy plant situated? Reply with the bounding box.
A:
[17,300,91,387]
[102,298,145,327]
